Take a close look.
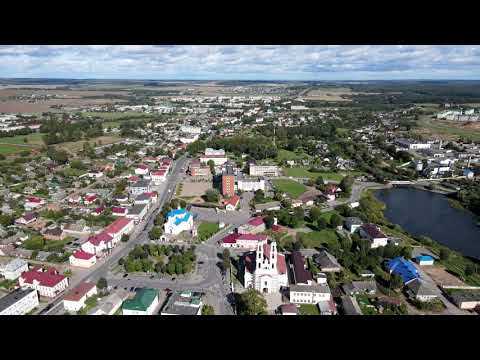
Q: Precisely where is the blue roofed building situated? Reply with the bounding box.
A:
[386,257,420,285]
[414,255,435,266]
[164,208,194,235]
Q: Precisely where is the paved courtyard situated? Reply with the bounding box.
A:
[180,181,212,197]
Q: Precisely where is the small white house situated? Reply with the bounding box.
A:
[0,258,29,280]
[63,282,98,312]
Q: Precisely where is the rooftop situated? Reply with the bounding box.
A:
[0,287,37,312]
[64,282,96,302]
[122,288,159,312]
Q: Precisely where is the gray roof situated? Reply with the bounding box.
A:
[128,204,148,216]
[0,258,28,273]
[313,250,341,270]
[340,295,362,315]
[344,217,363,226]
[407,279,437,297]
[343,281,377,294]
[0,287,36,312]
[290,283,331,294]
[161,290,203,315]
[254,201,281,211]
[131,180,151,188]
[450,290,480,305]
[134,193,151,201]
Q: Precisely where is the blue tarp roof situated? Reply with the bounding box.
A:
[386,257,420,284]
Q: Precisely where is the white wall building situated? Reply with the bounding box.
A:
[237,178,265,192]
[0,288,39,315]
[164,208,194,235]
[249,164,279,177]
[63,282,98,313]
[19,267,69,298]
[289,284,332,304]
[0,258,29,280]
[244,241,288,294]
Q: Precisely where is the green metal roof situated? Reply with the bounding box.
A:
[122,288,159,312]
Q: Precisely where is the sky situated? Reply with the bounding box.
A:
[1,45,480,80]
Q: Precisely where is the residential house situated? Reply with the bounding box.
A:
[359,223,388,248]
[126,204,148,224]
[0,258,29,280]
[63,282,98,312]
[15,212,37,226]
[313,249,342,273]
[289,283,332,305]
[69,249,97,268]
[135,164,150,176]
[238,217,266,234]
[0,287,39,315]
[83,194,98,205]
[406,278,438,303]
[342,281,377,296]
[386,257,420,285]
[112,207,128,217]
[223,195,240,211]
[340,295,363,315]
[103,217,134,243]
[129,180,151,196]
[81,233,114,258]
[24,196,45,211]
[221,233,268,250]
[151,170,167,184]
[89,289,130,315]
[344,217,363,234]
[43,227,66,241]
[18,266,69,298]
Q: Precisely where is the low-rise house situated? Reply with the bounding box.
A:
[63,282,97,313]
[129,179,151,196]
[359,223,388,248]
[0,287,39,315]
[62,221,91,236]
[289,283,332,304]
[406,278,438,303]
[223,195,240,211]
[290,251,313,285]
[279,303,298,315]
[42,227,66,241]
[450,290,480,310]
[386,257,420,285]
[254,201,281,213]
[238,217,266,234]
[81,233,114,258]
[221,233,268,250]
[151,170,167,184]
[83,194,97,205]
[122,288,160,315]
[104,217,135,243]
[340,295,362,315]
[112,206,128,217]
[414,255,435,266]
[313,249,342,273]
[126,204,148,224]
[317,299,337,315]
[69,249,97,268]
[134,164,150,176]
[18,266,69,298]
[344,217,363,234]
[89,289,129,315]
[161,290,204,315]
[0,258,29,280]
[343,281,377,296]
[15,212,37,225]
[24,196,45,210]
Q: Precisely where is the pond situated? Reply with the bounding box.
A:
[374,187,480,259]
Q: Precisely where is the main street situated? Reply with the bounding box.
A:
[40,154,188,315]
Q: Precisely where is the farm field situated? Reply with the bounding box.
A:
[415,115,480,141]
[0,133,45,146]
[271,179,307,198]
[54,135,122,154]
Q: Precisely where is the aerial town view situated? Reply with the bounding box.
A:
[1,45,480,316]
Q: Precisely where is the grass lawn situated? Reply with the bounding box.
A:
[197,222,220,241]
[298,229,339,249]
[271,179,307,198]
[55,135,122,154]
[0,133,45,146]
[276,149,309,162]
[103,121,120,129]
[63,167,87,177]
[299,304,320,315]
[283,167,344,182]
[0,144,31,154]
[356,294,378,315]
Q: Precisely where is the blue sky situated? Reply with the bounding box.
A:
[1,45,480,80]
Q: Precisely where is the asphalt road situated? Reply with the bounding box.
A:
[40,155,188,315]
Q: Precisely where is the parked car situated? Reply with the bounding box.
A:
[123,273,129,278]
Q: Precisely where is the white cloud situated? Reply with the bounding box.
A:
[0,45,480,79]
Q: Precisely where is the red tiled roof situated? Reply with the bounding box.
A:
[144,191,158,198]
[224,195,240,207]
[137,164,149,170]
[84,194,97,202]
[104,217,133,235]
[26,196,43,203]
[281,303,298,314]
[152,170,166,176]
[88,232,113,246]
[128,176,140,182]
[21,267,66,288]
[361,223,387,239]
[238,234,267,241]
[72,249,96,260]
[271,224,287,233]
[277,254,287,274]
[64,282,96,302]
[94,206,105,214]
[112,207,127,214]
[247,217,264,227]
[222,233,240,244]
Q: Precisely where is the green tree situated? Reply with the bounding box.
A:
[339,175,354,196]
[390,274,403,290]
[465,263,476,277]
[149,226,163,240]
[440,248,451,261]
[167,262,176,275]
[175,262,183,274]
[207,160,215,174]
[204,189,219,203]
[330,213,343,228]
[316,218,328,230]
[309,206,322,223]
[237,289,267,315]
[121,234,130,242]
[97,277,108,290]
[264,215,275,229]
[254,189,265,203]
[202,304,215,315]
[222,248,231,274]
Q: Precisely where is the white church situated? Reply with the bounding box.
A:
[164,208,194,235]
[243,241,288,294]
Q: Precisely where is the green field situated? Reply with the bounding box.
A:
[276,149,309,162]
[283,167,345,182]
[197,222,220,241]
[271,179,307,198]
[0,133,45,146]
[299,304,320,315]
[0,144,32,154]
[298,229,339,249]
[416,115,480,141]
[103,121,120,129]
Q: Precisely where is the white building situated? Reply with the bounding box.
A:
[164,208,194,235]
[0,287,39,315]
[200,154,228,166]
[63,282,98,312]
[18,267,69,298]
[289,283,332,305]
[204,148,225,156]
[180,125,202,135]
[135,165,150,176]
[0,258,29,280]
[249,164,279,177]
[237,178,265,192]
[359,224,388,248]
[344,217,363,234]
[244,241,288,294]
[69,249,97,268]
[395,138,432,150]
[151,170,167,184]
